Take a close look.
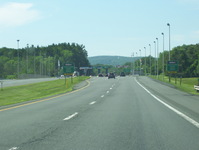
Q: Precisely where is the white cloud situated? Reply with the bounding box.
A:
[0,2,40,28]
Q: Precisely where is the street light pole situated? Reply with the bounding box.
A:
[167,23,171,61]
[144,47,146,76]
[154,41,156,76]
[26,44,29,75]
[156,38,159,78]
[162,32,165,80]
[136,52,138,74]
[149,44,151,75]
[40,48,42,76]
[139,49,141,76]
[132,52,134,75]
[32,45,36,77]
[17,40,20,79]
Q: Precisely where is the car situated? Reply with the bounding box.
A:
[120,72,126,77]
[98,73,104,77]
[108,73,115,79]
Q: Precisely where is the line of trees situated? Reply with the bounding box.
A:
[87,44,199,77]
[131,44,199,77]
[0,43,90,79]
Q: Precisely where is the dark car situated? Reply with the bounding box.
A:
[120,72,126,77]
[98,73,104,77]
[108,73,115,79]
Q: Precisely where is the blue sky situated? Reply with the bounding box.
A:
[0,0,199,57]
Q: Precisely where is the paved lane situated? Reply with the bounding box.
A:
[0,76,199,150]
[1,78,58,87]
[137,76,199,123]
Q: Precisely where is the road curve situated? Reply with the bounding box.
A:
[0,76,199,150]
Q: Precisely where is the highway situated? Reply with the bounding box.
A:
[1,78,59,88]
[0,76,199,150]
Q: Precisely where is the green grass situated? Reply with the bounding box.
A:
[150,75,199,95]
[0,76,90,106]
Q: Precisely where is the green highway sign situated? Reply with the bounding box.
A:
[124,68,130,73]
[167,61,179,73]
[63,64,74,75]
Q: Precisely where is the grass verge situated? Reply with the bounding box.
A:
[0,76,90,107]
[149,75,199,95]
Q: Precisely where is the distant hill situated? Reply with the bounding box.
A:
[88,56,141,66]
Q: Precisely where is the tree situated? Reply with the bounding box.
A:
[0,42,90,78]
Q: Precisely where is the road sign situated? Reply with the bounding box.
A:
[124,68,130,73]
[63,64,74,75]
[167,61,179,73]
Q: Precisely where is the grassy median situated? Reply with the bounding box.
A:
[0,76,90,107]
[150,75,199,95]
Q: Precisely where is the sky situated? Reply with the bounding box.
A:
[0,0,199,57]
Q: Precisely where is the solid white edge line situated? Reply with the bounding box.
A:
[63,112,78,121]
[135,78,199,129]
[89,101,96,105]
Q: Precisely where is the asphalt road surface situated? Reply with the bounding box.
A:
[0,76,199,150]
[0,78,59,87]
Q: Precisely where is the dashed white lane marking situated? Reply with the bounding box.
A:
[63,112,78,121]
[101,95,104,98]
[9,147,18,150]
[135,78,199,129]
[110,88,112,90]
[107,91,109,94]
[89,101,96,105]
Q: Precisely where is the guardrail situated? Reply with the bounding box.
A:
[194,85,199,92]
